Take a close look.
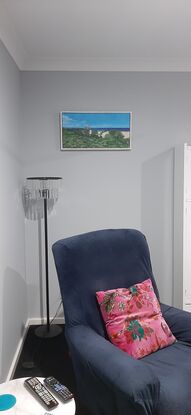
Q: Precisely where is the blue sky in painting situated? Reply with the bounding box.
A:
[62,112,131,129]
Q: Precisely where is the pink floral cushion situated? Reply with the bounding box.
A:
[96,278,176,359]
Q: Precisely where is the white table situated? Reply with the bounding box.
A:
[0,377,76,414]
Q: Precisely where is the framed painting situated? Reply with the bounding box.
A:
[60,111,132,150]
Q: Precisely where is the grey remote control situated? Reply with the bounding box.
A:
[44,376,73,402]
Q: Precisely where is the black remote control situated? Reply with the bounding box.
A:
[24,377,59,410]
[44,376,73,402]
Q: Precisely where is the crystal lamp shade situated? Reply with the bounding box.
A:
[23,177,62,220]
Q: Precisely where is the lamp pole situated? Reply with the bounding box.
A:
[44,196,50,332]
[25,177,63,339]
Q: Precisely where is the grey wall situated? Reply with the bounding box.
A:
[1,61,191,379]
[0,40,27,381]
[1,39,191,381]
[141,149,174,304]
[21,71,191,317]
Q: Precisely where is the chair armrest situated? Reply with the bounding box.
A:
[161,303,191,342]
[67,325,160,415]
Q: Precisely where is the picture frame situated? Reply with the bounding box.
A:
[60,111,132,151]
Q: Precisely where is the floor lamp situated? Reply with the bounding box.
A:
[25,177,63,338]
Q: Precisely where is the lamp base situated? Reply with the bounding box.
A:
[35,324,62,339]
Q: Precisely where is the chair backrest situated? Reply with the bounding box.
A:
[52,229,159,336]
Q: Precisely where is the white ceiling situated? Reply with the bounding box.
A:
[0,0,191,71]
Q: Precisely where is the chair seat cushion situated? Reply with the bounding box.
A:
[96,278,176,358]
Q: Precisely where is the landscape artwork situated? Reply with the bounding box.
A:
[60,112,132,150]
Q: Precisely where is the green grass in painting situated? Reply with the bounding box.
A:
[62,128,130,149]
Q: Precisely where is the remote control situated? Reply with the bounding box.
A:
[24,377,59,410]
[44,376,73,403]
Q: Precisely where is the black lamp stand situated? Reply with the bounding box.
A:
[34,191,62,338]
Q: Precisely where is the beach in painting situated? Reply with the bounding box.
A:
[61,112,131,149]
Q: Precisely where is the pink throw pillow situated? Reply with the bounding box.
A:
[96,278,176,359]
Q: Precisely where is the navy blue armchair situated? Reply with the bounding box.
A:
[52,229,191,415]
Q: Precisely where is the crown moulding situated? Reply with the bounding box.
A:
[17,57,191,72]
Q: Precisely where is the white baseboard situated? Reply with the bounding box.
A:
[6,322,29,381]
[6,316,65,381]
[28,316,65,325]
